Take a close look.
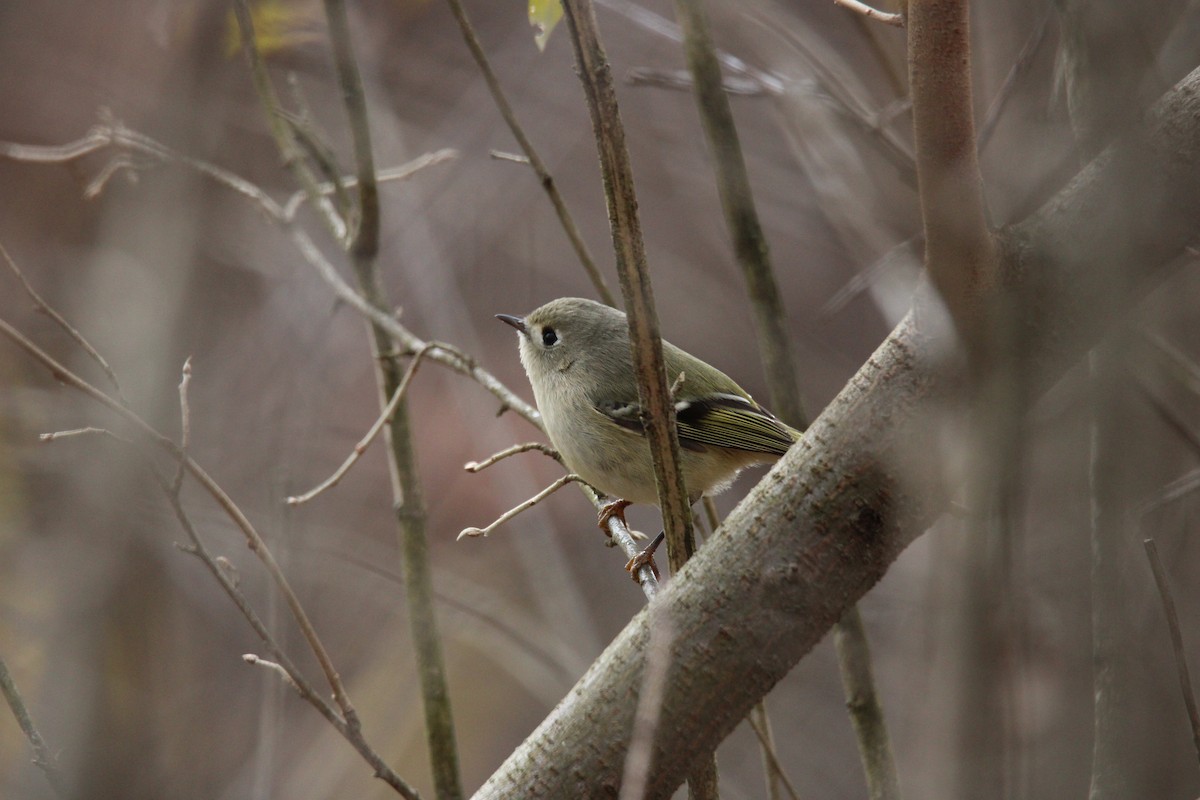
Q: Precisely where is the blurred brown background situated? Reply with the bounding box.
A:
[2,0,1200,798]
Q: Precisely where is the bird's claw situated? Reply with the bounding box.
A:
[624,550,660,582]
[597,498,632,531]
[624,530,665,582]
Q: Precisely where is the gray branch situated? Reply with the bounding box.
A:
[471,63,1200,799]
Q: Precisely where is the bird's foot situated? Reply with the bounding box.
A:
[597,498,632,531]
[624,531,665,582]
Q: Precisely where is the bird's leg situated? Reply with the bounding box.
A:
[624,531,665,581]
[597,498,632,531]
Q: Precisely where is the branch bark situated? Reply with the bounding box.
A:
[560,2,707,793]
[671,3,899,795]
[908,0,996,358]
[471,64,1200,799]
[559,0,696,573]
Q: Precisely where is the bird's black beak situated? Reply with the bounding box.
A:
[496,314,527,335]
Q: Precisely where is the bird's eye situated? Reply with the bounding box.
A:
[541,327,559,347]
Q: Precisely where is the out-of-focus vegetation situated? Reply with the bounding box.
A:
[1,1,1200,798]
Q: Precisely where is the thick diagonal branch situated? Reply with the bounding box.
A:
[471,64,1200,800]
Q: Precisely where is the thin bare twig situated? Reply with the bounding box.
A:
[673,2,896,792]
[0,316,378,768]
[0,122,655,617]
[152,471,418,796]
[0,125,111,162]
[280,151,459,224]
[465,442,563,472]
[1,241,126,403]
[444,0,616,307]
[29,334,420,797]
[0,81,654,604]
[626,66,776,96]
[313,545,581,685]
[214,556,241,588]
[1139,329,1200,399]
[1143,538,1200,768]
[1137,468,1200,518]
[172,356,193,493]
[0,116,454,238]
[819,236,921,320]
[978,6,1052,153]
[287,345,434,505]
[834,0,904,27]
[746,706,802,800]
[322,0,378,258]
[0,657,68,798]
[835,607,902,800]
[488,150,530,164]
[561,0,696,576]
[459,474,589,539]
[243,654,302,692]
[39,426,119,443]
[318,0,463,794]
[232,0,345,240]
[83,154,140,198]
[281,106,355,223]
[177,358,193,451]
[596,0,783,93]
[606,0,915,184]
[288,216,657,594]
[157,479,321,707]
[1136,381,1200,462]
[153,475,335,715]
[672,0,808,431]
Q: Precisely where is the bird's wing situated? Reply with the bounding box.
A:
[591,334,799,455]
[594,392,797,456]
[675,393,798,455]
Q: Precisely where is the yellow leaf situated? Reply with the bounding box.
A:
[528,0,563,52]
[224,0,325,59]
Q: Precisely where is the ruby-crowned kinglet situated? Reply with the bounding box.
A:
[497,298,799,523]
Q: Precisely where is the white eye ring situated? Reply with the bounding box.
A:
[541,327,559,347]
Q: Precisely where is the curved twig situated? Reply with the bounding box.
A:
[459,474,590,539]
[835,0,904,27]
[444,0,616,307]
[465,442,563,472]
[287,344,435,506]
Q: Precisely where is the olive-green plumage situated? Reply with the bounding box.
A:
[498,297,799,506]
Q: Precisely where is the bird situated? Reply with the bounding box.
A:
[497,297,800,574]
